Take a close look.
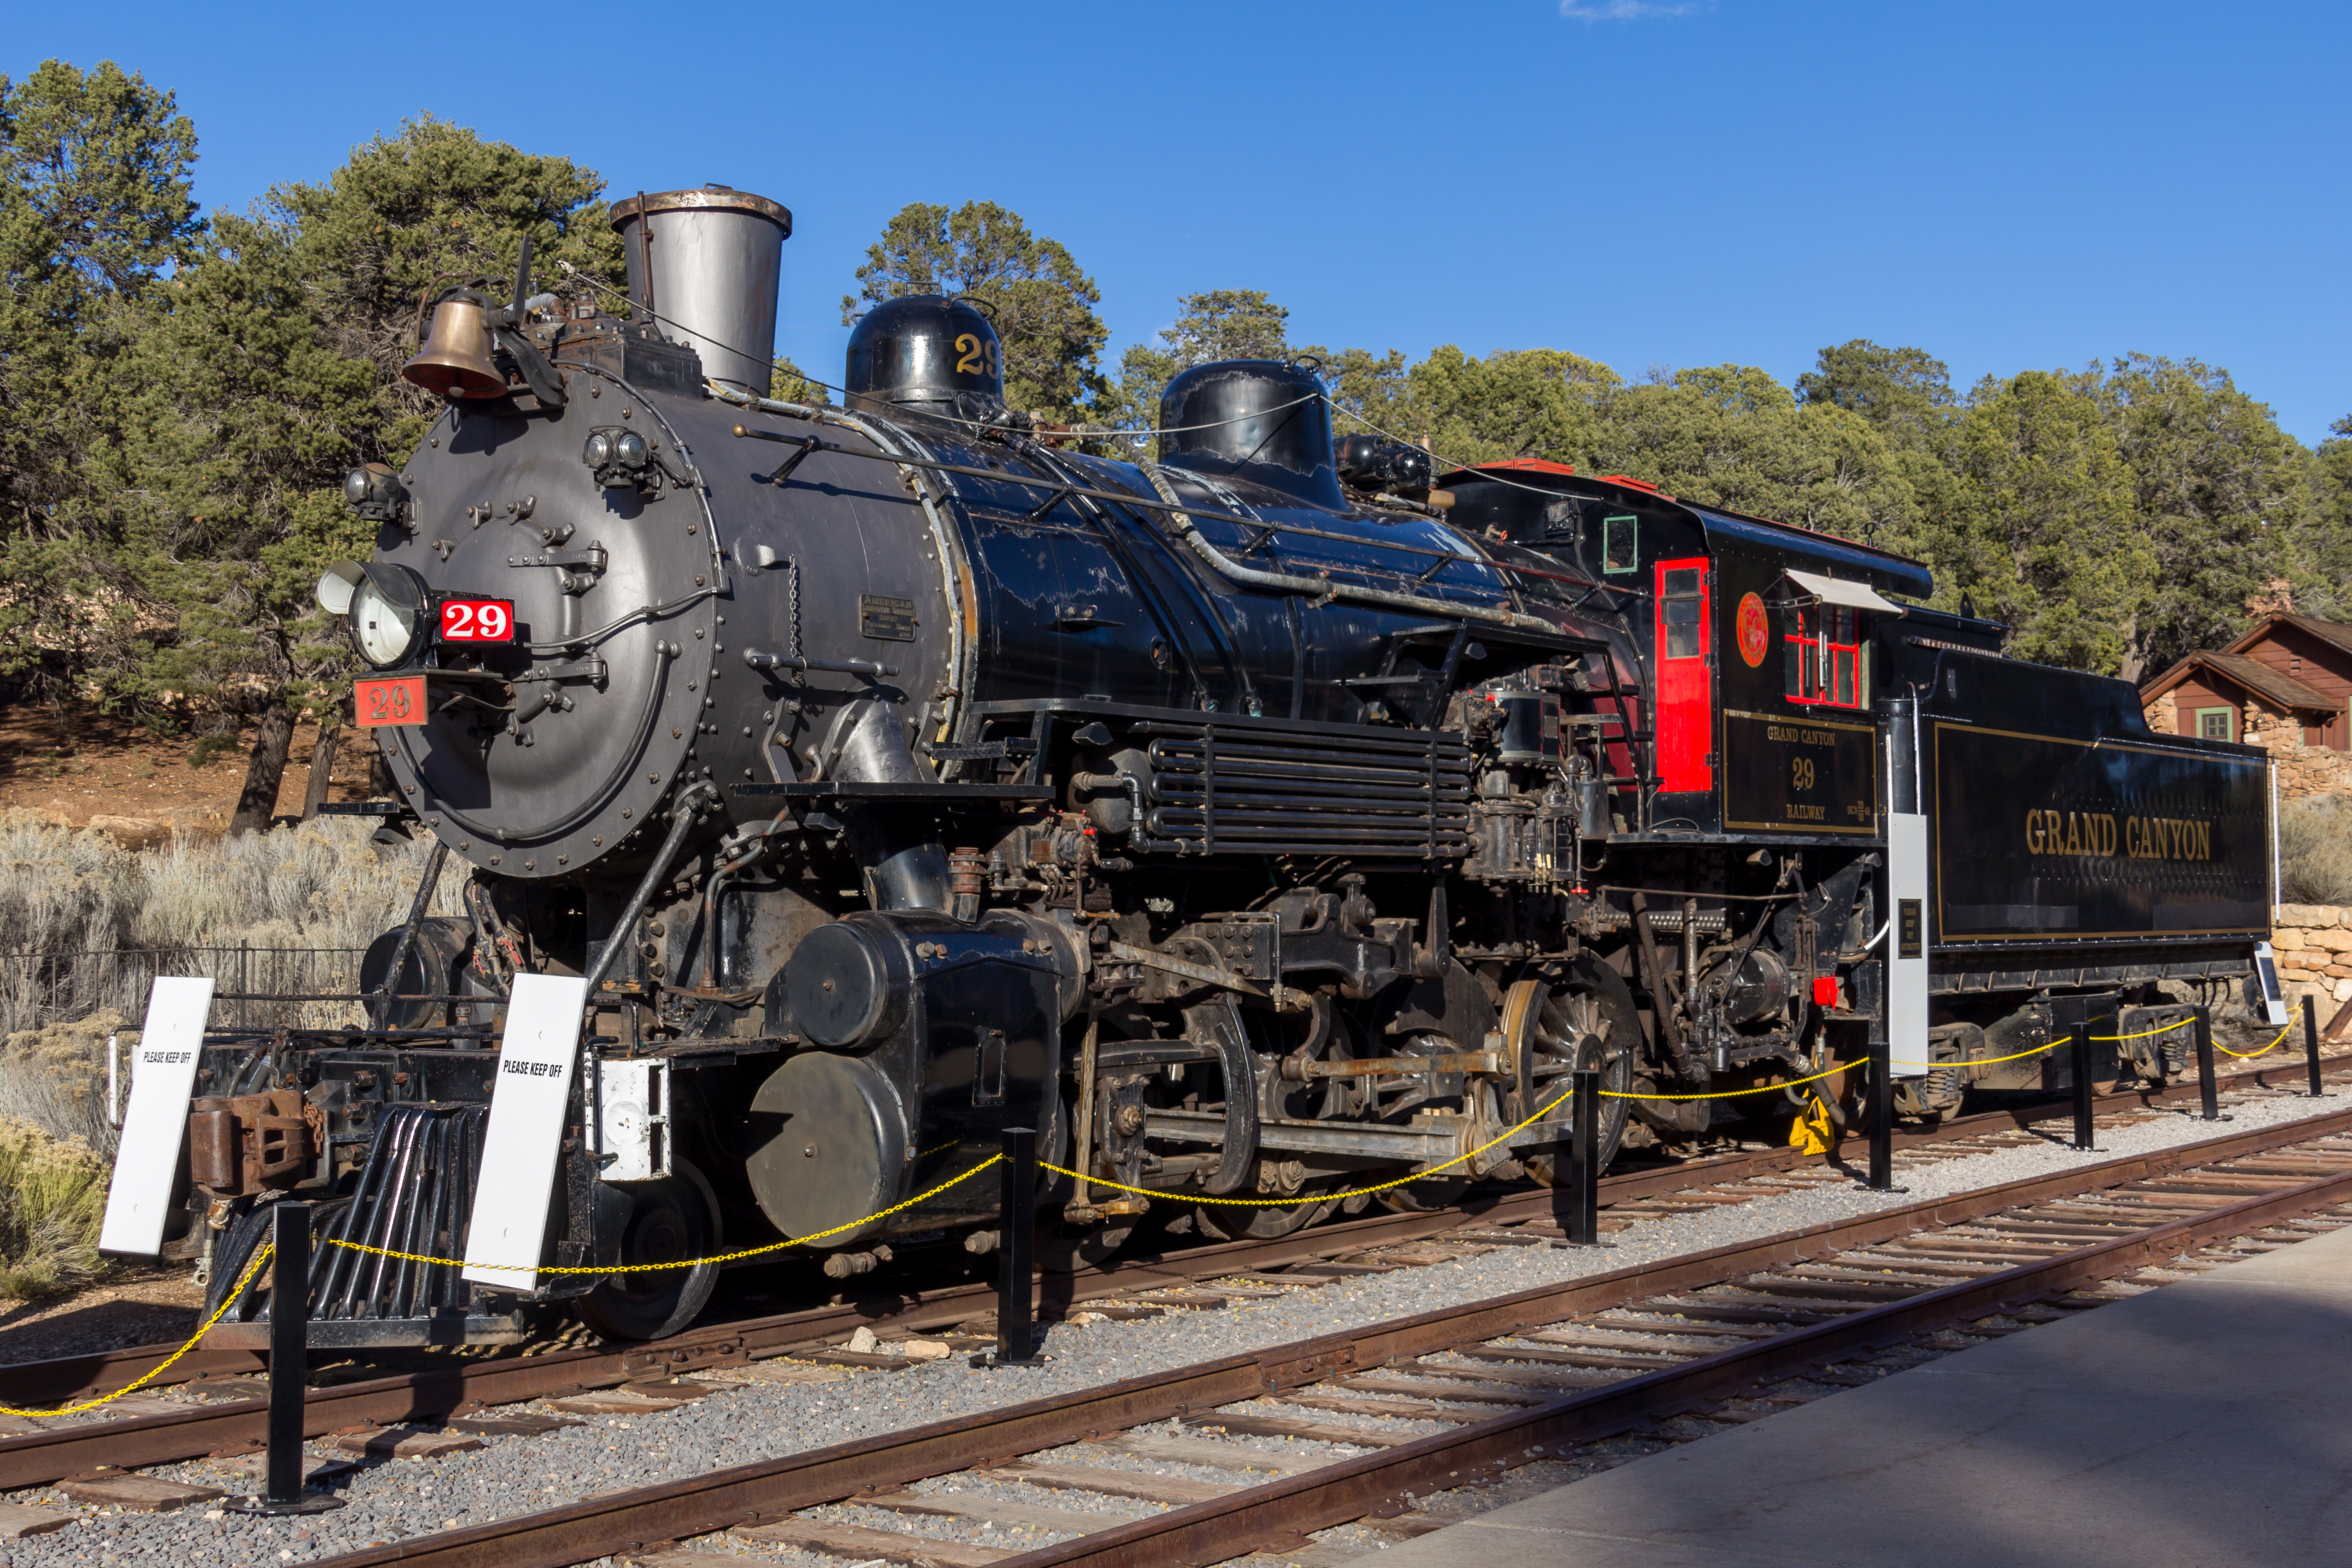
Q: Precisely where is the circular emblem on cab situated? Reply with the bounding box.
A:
[1736,591,1769,668]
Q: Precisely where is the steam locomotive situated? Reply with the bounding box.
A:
[114,184,2281,1348]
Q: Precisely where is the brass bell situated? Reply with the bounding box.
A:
[401,296,505,399]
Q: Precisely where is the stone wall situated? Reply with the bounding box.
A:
[2141,698,2352,802]
[2242,707,2352,800]
[2271,903,2352,1009]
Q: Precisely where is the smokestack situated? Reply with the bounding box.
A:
[609,185,792,396]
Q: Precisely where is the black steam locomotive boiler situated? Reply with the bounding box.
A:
[126,182,2280,1349]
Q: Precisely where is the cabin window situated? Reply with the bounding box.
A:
[1602,514,1639,574]
[2195,706,2235,741]
[1661,568,1705,658]
[1784,602,1866,710]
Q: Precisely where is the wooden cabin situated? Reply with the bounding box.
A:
[2140,613,2352,750]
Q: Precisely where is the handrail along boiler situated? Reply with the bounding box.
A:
[127,183,2283,1346]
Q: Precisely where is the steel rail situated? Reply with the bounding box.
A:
[1000,1147,2352,1568]
[283,1103,2352,1568]
[5,1048,2337,1417]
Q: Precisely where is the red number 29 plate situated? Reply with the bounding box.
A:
[356,676,426,727]
[439,598,514,642]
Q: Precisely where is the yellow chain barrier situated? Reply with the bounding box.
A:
[324,1155,1004,1275]
[0,1239,276,1419]
[1601,1015,2201,1100]
[193,1015,2300,1284]
[2215,1023,2294,1059]
[1601,1061,1846,1102]
[1043,1082,1588,1206]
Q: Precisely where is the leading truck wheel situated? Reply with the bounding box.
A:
[573,1160,722,1342]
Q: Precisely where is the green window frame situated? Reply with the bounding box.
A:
[2194,706,2235,742]
[1602,514,1639,574]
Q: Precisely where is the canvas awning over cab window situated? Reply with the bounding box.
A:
[1780,568,1905,616]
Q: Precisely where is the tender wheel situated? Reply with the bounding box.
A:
[1196,1182,1337,1240]
[573,1160,722,1341]
[1507,967,1635,1187]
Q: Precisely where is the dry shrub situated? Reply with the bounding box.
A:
[0,810,455,956]
[0,812,135,956]
[2279,794,2352,906]
[0,1009,131,1160]
[0,1117,110,1301]
[0,813,461,1035]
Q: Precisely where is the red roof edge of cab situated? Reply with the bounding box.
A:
[1476,459,1579,479]
[1442,459,1681,501]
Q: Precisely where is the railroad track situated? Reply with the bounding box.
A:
[278,1101,2352,1568]
[1,1045,2337,1439]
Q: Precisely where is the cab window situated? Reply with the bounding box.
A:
[1602,514,1639,574]
[1661,568,1705,658]
[1785,603,1865,709]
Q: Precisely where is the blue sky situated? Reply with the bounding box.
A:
[13,1,2348,441]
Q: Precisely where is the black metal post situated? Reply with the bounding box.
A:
[1867,1031,1893,1191]
[227,1203,341,1515]
[2306,992,2325,1098]
[2071,1013,2096,1151]
[993,1127,1039,1365]
[2194,1005,2219,1121]
[1568,1069,1599,1245]
[265,1202,309,1504]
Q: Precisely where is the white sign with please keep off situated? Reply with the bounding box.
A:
[98,975,215,1257]
[462,974,588,1291]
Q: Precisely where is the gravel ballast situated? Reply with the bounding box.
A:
[8,1077,2346,1568]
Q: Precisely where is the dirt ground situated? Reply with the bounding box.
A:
[0,704,379,834]
[0,1261,204,1366]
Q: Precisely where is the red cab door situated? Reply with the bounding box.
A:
[1653,557,1713,793]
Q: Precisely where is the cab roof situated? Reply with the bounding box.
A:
[1439,460,1935,600]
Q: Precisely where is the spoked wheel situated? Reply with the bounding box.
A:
[573,1160,723,1341]
[1506,964,1636,1186]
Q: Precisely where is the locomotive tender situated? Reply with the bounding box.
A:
[110,184,2282,1347]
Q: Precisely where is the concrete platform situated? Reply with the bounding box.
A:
[1365,1220,2352,1568]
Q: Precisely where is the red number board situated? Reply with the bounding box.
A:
[439,598,515,642]
[356,676,426,728]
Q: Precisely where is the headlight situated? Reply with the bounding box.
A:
[584,431,612,467]
[346,563,429,668]
[316,560,366,617]
[614,430,648,467]
[343,469,372,505]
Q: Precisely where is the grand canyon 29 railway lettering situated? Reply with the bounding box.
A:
[2025,809,2215,861]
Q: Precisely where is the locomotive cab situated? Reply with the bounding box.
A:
[1448,459,2276,1125]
